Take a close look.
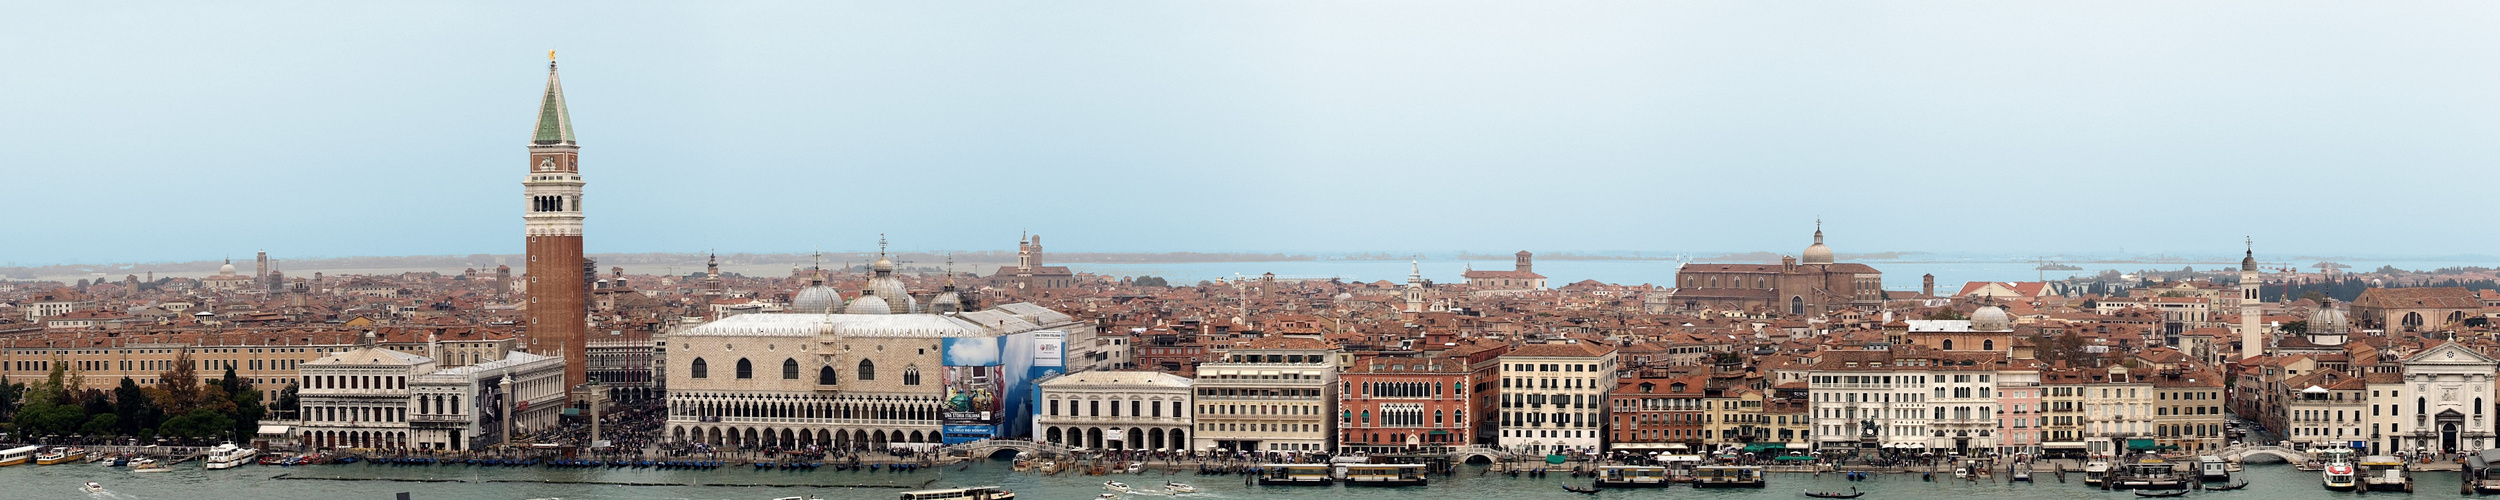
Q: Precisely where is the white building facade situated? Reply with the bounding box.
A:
[1497,341,1618,455]
[1035,371,1192,452]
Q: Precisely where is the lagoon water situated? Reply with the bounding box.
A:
[0,460,2418,500]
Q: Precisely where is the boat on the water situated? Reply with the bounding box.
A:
[2134,490,2190,498]
[1595,465,1671,488]
[36,447,86,465]
[1337,463,1428,487]
[1164,482,1196,493]
[2323,464,2359,492]
[2111,458,2187,490]
[898,486,1017,500]
[0,446,42,467]
[1257,464,1334,486]
[1695,465,1766,488]
[2010,462,2032,482]
[1803,487,1865,498]
[2359,455,2411,492]
[1103,481,1131,492]
[83,482,104,493]
[1562,484,1601,494]
[203,443,257,470]
[2082,460,2112,487]
[2196,456,2232,481]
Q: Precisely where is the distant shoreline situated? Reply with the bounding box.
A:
[7,251,2486,282]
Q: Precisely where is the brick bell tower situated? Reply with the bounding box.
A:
[523,54,589,391]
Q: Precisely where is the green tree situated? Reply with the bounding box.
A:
[78,414,118,436]
[113,377,162,437]
[157,408,234,440]
[221,366,262,441]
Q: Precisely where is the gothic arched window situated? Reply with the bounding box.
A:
[819,366,837,385]
[857,359,876,381]
[782,358,799,380]
[690,358,708,379]
[903,365,922,386]
[1983,339,1995,351]
[1790,296,1805,315]
[1943,339,1954,350]
[735,358,753,379]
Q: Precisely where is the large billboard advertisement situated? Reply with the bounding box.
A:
[940,331,1067,444]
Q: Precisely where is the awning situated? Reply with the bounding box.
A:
[1784,443,1809,449]
[2126,439,2161,451]
[2043,442,2087,449]
[1741,443,1785,453]
[1546,454,1568,464]
[1610,443,1679,450]
[256,425,291,436]
[1774,455,1817,461]
[1429,430,1450,435]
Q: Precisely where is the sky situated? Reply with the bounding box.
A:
[6,1,2499,265]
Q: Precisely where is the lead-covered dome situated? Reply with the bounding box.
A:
[791,278,841,314]
[1970,305,2014,332]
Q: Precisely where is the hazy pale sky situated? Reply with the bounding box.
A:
[7,1,2497,265]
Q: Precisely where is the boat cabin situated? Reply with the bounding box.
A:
[899,486,1016,500]
[1259,464,1335,485]
[1338,464,1427,486]
[1694,465,1766,488]
[1596,465,1671,487]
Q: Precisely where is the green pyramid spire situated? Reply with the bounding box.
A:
[532,59,575,145]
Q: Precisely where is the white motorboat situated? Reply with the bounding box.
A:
[1097,495,1118,500]
[203,443,258,470]
[1165,482,1197,493]
[83,482,104,493]
[1104,481,1132,492]
[1127,461,1144,474]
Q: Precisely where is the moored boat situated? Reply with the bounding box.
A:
[36,447,87,465]
[2082,460,2112,487]
[1596,465,1671,488]
[2323,464,2358,492]
[1257,464,1334,486]
[898,486,1017,500]
[203,443,258,470]
[1337,463,1427,487]
[1694,465,1766,488]
[2359,455,2411,492]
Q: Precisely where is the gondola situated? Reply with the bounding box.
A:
[2134,490,2192,497]
[2206,481,2247,491]
[1804,488,1866,499]
[1563,484,1602,494]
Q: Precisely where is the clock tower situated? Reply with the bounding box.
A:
[523,56,589,391]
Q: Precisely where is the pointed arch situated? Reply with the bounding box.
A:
[690,358,708,379]
[818,366,837,385]
[858,359,877,381]
[735,358,754,379]
[782,358,800,379]
[903,365,922,386]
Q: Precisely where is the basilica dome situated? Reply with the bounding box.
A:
[844,291,892,315]
[791,278,842,314]
[1970,305,2013,332]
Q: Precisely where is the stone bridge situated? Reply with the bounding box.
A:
[933,439,1075,459]
[2215,444,2309,464]
[1449,446,1512,464]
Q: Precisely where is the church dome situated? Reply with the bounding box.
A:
[1802,227,1834,265]
[2241,249,2258,272]
[1970,305,2013,332]
[2309,299,2350,335]
[791,279,842,314]
[866,257,913,313]
[844,292,892,315]
[931,288,964,313]
[219,262,238,276]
